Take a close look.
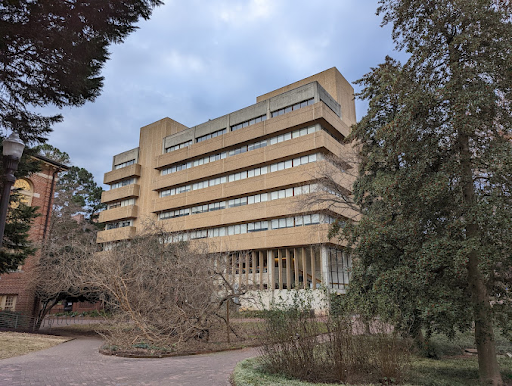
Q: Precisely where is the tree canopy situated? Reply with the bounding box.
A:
[56,166,105,224]
[342,1,512,385]
[0,0,162,143]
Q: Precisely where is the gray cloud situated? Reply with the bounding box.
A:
[45,0,405,186]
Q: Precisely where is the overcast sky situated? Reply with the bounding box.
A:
[44,0,404,187]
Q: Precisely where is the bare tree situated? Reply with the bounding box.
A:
[31,186,99,330]
[297,143,361,234]
[85,224,246,350]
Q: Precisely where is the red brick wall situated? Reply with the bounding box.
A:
[0,161,61,317]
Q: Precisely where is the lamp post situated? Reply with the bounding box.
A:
[0,132,25,247]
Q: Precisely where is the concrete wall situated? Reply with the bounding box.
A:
[257,67,356,128]
[112,148,139,169]
[240,289,330,314]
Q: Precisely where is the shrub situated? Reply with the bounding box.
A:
[258,292,410,384]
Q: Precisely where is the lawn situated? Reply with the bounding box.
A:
[232,330,512,386]
[0,331,70,359]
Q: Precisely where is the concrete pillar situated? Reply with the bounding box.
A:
[267,250,274,290]
[302,247,307,289]
[259,251,264,290]
[278,249,283,290]
[245,252,250,286]
[285,249,291,290]
[320,245,330,289]
[294,248,299,289]
[310,246,316,289]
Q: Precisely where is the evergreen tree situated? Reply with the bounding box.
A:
[56,166,105,224]
[0,140,42,274]
[34,144,105,224]
[344,2,512,385]
[0,0,162,142]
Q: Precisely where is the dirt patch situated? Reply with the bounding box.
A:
[0,331,70,359]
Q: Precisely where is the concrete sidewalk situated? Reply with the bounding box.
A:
[0,337,258,386]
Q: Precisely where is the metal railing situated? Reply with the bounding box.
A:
[0,311,102,331]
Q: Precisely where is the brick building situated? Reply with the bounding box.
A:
[0,155,68,316]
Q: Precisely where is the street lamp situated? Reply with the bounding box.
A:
[0,132,25,247]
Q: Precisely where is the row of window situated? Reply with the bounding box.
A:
[196,128,227,143]
[106,219,133,230]
[158,184,319,220]
[165,140,193,153]
[271,98,314,118]
[231,114,267,131]
[161,125,320,176]
[163,98,316,156]
[107,198,136,210]
[159,153,322,198]
[114,159,136,170]
[110,178,136,190]
[165,213,335,242]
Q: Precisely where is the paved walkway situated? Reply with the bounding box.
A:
[0,336,259,386]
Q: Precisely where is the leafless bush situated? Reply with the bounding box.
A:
[259,292,410,384]
[85,225,243,351]
[259,291,321,381]
[325,316,410,384]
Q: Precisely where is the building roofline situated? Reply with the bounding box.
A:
[32,154,70,171]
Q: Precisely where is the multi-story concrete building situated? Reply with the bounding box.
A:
[97,68,357,297]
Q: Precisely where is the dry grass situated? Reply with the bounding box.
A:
[0,331,70,359]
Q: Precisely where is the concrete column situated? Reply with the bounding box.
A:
[294,248,299,289]
[310,246,316,289]
[252,251,257,288]
[320,245,330,290]
[238,253,242,288]
[278,249,283,290]
[302,247,307,289]
[259,251,264,290]
[231,254,236,278]
[268,250,274,290]
[286,249,292,290]
[245,252,250,286]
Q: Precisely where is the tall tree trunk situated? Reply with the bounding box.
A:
[459,133,503,386]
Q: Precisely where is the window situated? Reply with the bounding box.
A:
[196,128,227,143]
[110,178,135,190]
[108,198,135,210]
[106,220,133,230]
[231,114,267,131]
[0,295,17,311]
[114,159,135,170]
[271,98,314,117]
[158,208,190,220]
[14,178,34,206]
[190,230,208,239]
[165,140,192,153]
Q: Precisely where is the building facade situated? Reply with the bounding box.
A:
[97,68,358,298]
[0,155,68,316]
